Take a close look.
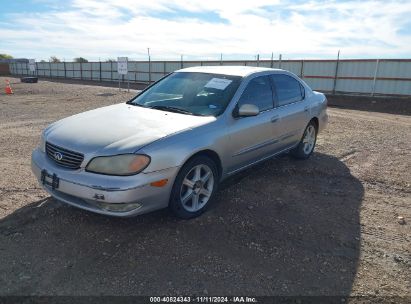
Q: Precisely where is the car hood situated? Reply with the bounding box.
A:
[45,103,216,155]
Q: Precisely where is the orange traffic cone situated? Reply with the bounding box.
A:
[5,80,13,94]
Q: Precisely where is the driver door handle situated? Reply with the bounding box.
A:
[271,115,279,123]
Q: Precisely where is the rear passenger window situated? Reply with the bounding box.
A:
[237,76,274,112]
[271,74,304,106]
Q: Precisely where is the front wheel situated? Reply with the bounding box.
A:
[169,156,218,219]
[291,121,317,159]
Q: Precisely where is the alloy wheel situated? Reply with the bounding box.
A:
[302,125,316,155]
[180,164,214,212]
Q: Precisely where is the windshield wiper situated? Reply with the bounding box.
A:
[127,101,145,107]
[149,105,197,115]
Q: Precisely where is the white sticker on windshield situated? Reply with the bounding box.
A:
[204,78,232,90]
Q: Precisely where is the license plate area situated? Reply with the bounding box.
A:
[41,169,59,190]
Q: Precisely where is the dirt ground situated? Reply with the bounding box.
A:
[0,77,410,298]
[326,93,411,116]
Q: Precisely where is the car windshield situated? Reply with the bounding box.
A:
[129,72,242,116]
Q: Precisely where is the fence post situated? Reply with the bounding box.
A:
[63,61,66,78]
[256,54,260,67]
[278,54,282,69]
[332,50,340,95]
[163,61,166,76]
[49,61,52,79]
[134,61,137,82]
[111,61,113,82]
[148,59,151,84]
[80,62,83,80]
[371,59,380,97]
[99,61,102,82]
[270,52,274,68]
[300,60,304,78]
[180,55,183,69]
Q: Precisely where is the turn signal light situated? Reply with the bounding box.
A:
[150,179,168,187]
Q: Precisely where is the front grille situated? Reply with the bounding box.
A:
[46,142,84,169]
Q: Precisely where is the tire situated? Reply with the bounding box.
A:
[291,120,318,159]
[169,156,219,219]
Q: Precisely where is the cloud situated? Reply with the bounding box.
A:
[1,0,411,60]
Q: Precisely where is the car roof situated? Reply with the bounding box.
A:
[176,66,284,77]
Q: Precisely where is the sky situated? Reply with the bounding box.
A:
[1,0,411,61]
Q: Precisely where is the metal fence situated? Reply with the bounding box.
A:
[9,59,411,96]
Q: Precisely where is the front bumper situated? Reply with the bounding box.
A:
[31,149,179,217]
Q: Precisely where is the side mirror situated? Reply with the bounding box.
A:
[237,104,259,117]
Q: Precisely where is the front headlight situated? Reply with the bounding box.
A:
[86,154,151,176]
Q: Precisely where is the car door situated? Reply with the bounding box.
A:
[270,74,310,149]
[225,75,284,174]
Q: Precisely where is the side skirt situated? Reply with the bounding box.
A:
[223,143,299,179]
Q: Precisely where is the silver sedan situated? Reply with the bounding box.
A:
[31,66,328,218]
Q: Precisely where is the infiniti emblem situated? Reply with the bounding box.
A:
[54,152,63,161]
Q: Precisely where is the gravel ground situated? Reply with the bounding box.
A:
[0,77,410,297]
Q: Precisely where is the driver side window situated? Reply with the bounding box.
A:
[237,76,274,112]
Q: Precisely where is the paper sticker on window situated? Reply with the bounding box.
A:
[204,78,232,90]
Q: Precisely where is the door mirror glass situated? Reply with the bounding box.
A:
[238,104,259,117]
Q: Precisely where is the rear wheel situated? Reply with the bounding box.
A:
[291,121,317,159]
[169,156,218,219]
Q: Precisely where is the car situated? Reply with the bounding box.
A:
[21,77,38,83]
[31,66,328,219]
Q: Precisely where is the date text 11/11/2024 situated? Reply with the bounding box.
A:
[149,296,257,303]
